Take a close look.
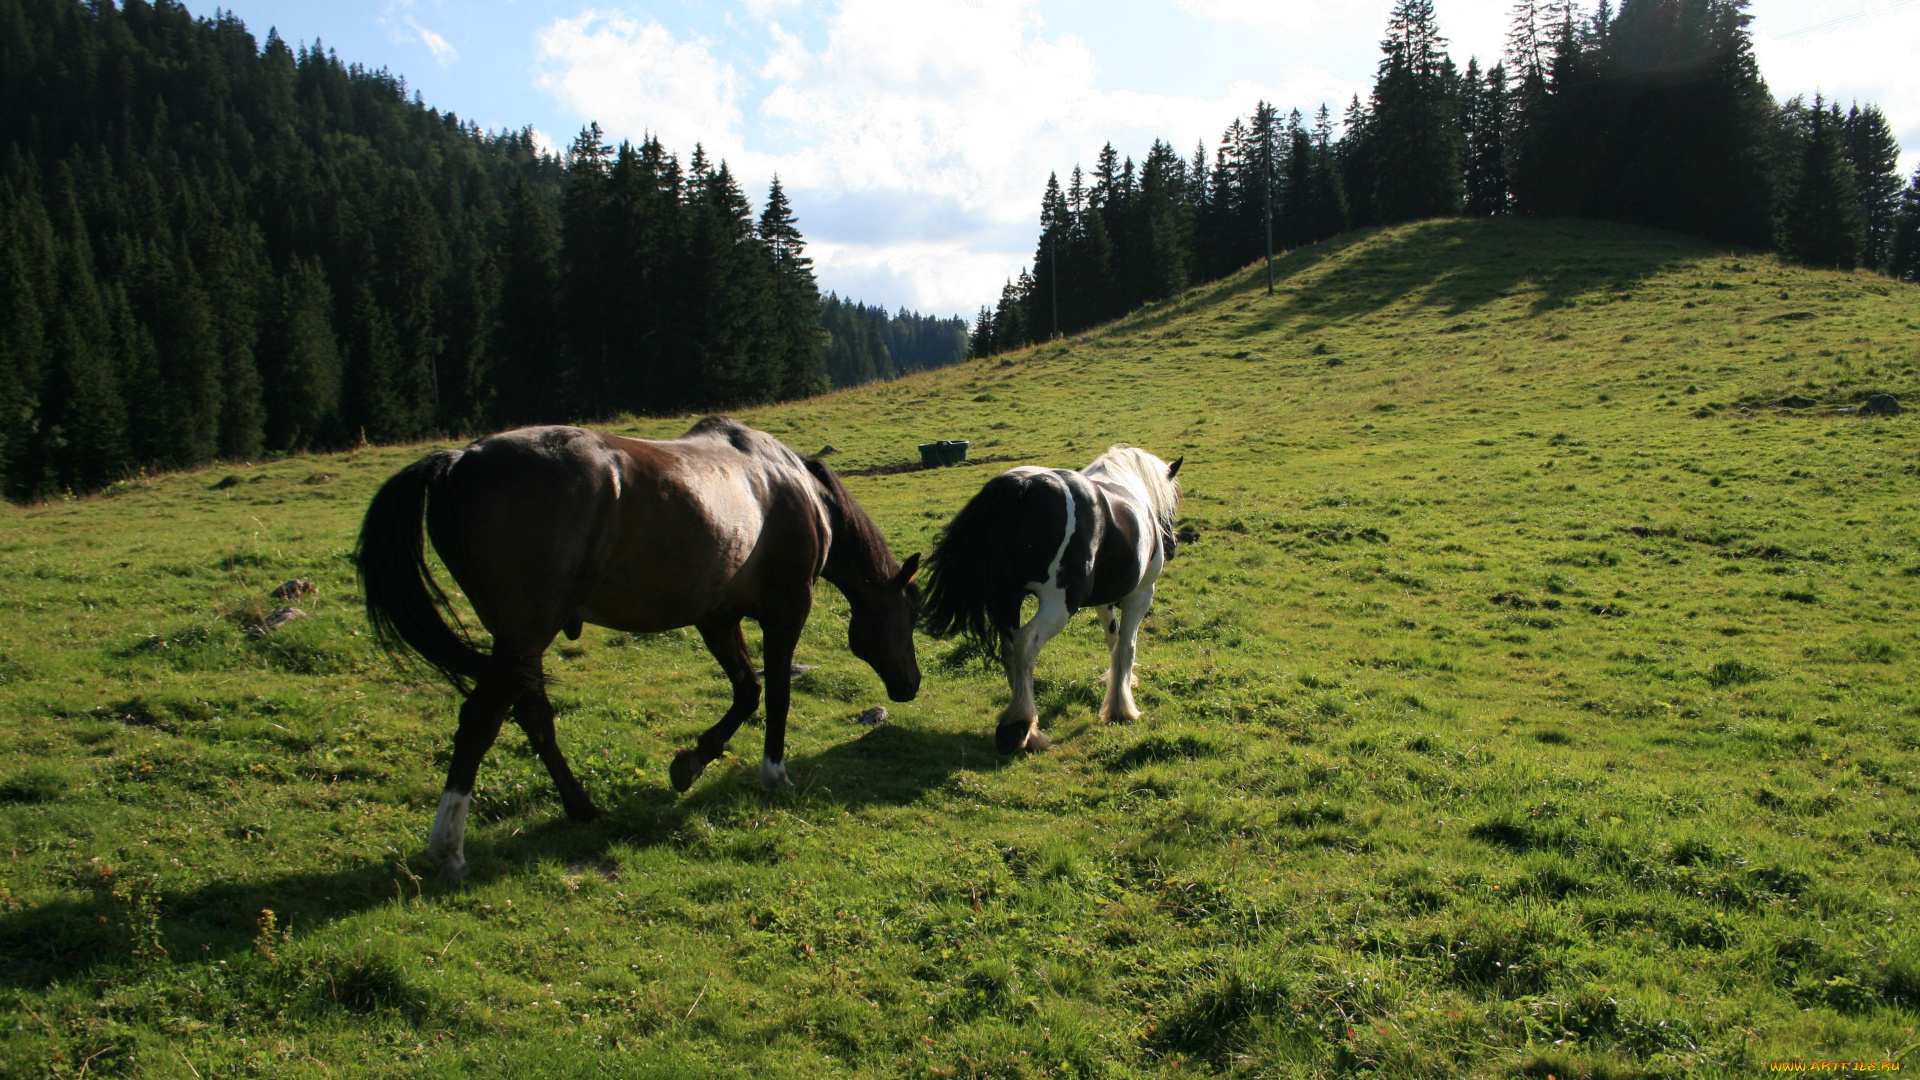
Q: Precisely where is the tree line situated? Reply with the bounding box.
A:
[820,295,969,389]
[975,0,1920,355]
[0,0,966,501]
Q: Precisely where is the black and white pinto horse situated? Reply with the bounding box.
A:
[922,446,1182,753]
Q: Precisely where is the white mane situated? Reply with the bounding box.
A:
[1082,445,1181,535]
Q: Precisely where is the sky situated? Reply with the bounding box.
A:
[208,0,1920,318]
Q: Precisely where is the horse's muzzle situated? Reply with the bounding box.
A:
[887,674,921,702]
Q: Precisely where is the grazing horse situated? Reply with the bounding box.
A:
[356,417,921,879]
[921,446,1182,753]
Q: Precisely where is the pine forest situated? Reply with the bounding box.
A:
[973,0,1920,356]
[5,0,1920,499]
[0,0,967,501]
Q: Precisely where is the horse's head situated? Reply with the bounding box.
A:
[844,552,922,702]
[807,459,921,701]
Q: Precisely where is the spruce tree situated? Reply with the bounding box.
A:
[44,235,129,491]
[200,222,267,461]
[1781,97,1866,269]
[1280,111,1314,249]
[1370,0,1464,223]
[759,176,827,400]
[560,124,613,416]
[495,175,563,425]
[1031,173,1069,340]
[681,161,775,408]
[1465,62,1510,216]
[263,257,342,452]
[374,177,448,439]
[0,191,48,499]
[1842,104,1902,272]
[1337,95,1379,228]
[1890,167,1920,283]
[1307,105,1351,241]
[1138,139,1191,300]
[343,277,405,444]
[969,305,995,359]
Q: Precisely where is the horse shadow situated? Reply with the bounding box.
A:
[0,722,1002,990]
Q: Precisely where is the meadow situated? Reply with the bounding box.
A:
[4,217,1920,1078]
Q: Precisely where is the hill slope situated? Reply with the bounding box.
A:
[5,218,1920,1077]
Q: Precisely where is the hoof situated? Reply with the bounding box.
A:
[760,756,794,791]
[439,857,470,882]
[997,719,1047,754]
[565,801,601,823]
[995,720,1031,754]
[669,749,706,794]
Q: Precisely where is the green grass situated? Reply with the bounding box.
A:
[6,217,1920,1078]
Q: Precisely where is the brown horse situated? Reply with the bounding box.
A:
[356,417,920,879]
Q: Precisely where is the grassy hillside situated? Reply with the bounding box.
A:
[5,217,1920,1079]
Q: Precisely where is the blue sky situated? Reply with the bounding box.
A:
[214,0,1920,318]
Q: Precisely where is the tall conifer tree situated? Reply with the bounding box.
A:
[759,176,827,400]
[1370,0,1464,222]
[1781,97,1865,269]
[1842,104,1903,272]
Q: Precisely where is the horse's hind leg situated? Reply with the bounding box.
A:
[427,677,514,880]
[997,589,1070,753]
[514,660,599,822]
[669,619,762,793]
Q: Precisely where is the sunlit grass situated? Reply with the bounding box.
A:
[5,218,1920,1077]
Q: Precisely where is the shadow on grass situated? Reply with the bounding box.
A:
[0,722,1001,990]
[1249,217,1714,336]
[1103,217,1713,347]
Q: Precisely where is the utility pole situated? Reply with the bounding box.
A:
[1264,122,1275,296]
[1051,231,1060,340]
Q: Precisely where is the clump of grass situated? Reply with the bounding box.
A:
[1704,658,1770,687]
[0,763,71,803]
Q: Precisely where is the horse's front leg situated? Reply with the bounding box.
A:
[1101,585,1155,724]
[757,612,806,791]
[669,619,762,793]
[997,588,1071,753]
[1093,604,1139,692]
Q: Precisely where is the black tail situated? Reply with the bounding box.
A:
[356,450,492,694]
[921,475,1025,650]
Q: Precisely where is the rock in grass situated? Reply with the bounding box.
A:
[1862,393,1901,416]
[1778,394,1818,409]
[270,579,318,600]
[246,606,306,638]
[858,706,888,727]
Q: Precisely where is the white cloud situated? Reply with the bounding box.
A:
[749,0,1354,307]
[535,11,748,161]
[407,17,457,64]
[1751,0,1920,176]
[536,0,1347,311]
[809,239,1032,316]
[529,0,1918,315]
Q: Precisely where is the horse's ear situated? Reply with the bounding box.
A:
[1166,456,1184,480]
[893,552,921,588]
